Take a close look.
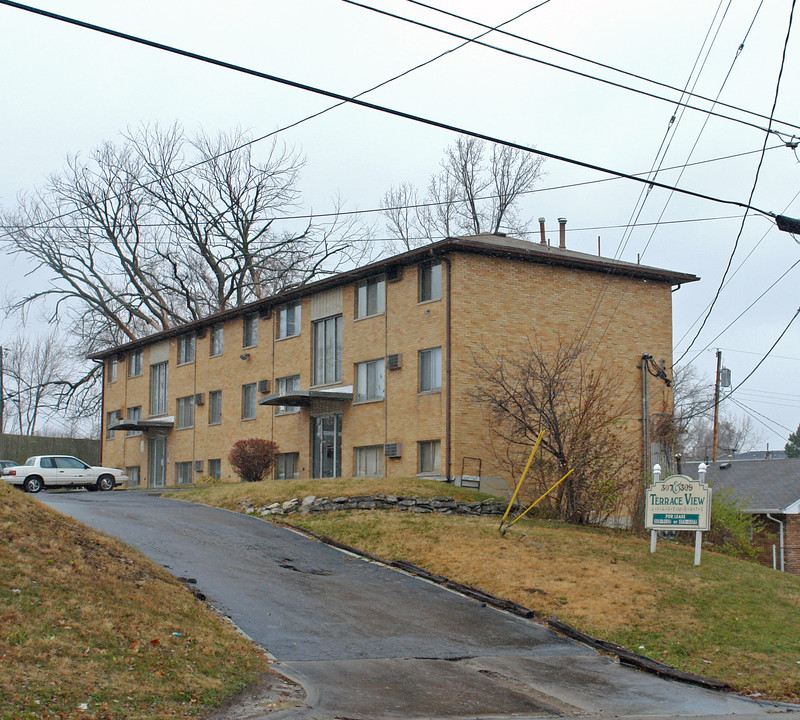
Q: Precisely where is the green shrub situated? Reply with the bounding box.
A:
[705,489,761,560]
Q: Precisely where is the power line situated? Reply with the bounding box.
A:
[341,0,800,141]
[401,0,800,137]
[0,1,782,222]
[729,397,792,436]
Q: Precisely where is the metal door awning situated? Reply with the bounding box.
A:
[259,388,353,406]
[109,416,175,431]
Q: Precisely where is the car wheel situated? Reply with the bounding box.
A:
[96,475,115,492]
[23,476,43,493]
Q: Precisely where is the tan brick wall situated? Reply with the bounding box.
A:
[99,248,676,491]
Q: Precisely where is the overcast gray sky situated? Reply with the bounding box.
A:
[1,0,799,448]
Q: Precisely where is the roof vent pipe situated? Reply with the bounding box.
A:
[558,218,567,249]
[538,217,546,245]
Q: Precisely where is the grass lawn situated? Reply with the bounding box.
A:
[177,478,800,702]
[0,483,273,720]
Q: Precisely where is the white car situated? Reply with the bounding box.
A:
[0,455,127,493]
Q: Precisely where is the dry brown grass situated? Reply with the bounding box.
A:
[0,483,271,720]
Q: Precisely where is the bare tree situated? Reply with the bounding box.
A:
[382,136,545,252]
[1,124,367,420]
[471,342,639,525]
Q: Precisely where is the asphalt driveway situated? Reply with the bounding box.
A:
[39,490,798,720]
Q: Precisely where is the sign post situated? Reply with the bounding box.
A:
[645,463,712,566]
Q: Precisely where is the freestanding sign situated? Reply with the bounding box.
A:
[645,464,712,565]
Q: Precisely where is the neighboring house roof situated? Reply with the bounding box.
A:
[683,459,800,514]
[88,232,699,361]
[732,450,787,460]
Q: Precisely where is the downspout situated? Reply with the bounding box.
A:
[443,256,452,482]
[97,359,106,465]
[765,513,785,572]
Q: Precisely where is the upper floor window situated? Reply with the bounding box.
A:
[276,375,301,415]
[419,261,442,303]
[150,362,168,416]
[177,334,195,365]
[108,358,118,383]
[243,314,258,348]
[210,324,224,357]
[419,347,442,393]
[176,396,195,430]
[126,406,142,437]
[128,349,143,378]
[277,302,301,339]
[312,315,342,386]
[208,389,222,425]
[355,275,385,319]
[242,382,257,420]
[106,409,121,439]
[355,358,385,403]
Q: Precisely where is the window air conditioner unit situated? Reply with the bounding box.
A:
[195,327,207,338]
[259,307,272,320]
[258,379,271,394]
[385,265,402,283]
[194,460,204,473]
[194,393,205,405]
[386,353,402,370]
[384,442,402,458]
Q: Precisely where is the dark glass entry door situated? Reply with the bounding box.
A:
[148,436,167,487]
[312,414,342,478]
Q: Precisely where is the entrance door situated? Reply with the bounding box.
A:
[148,436,167,487]
[312,414,342,478]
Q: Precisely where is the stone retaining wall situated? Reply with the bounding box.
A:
[238,494,512,518]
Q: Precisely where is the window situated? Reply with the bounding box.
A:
[210,324,224,356]
[242,383,257,420]
[176,461,193,485]
[419,260,442,302]
[128,349,143,377]
[355,359,385,403]
[276,452,299,480]
[176,396,195,430]
[150,362,168,415]
[126,406,142,437]
[208,459,221,480]
[355,275,385,319]
[243,313,258,348]
[419,347,442,393]
[276,375,300,414]
[312,315,342,386]
[108,358,118,383]
[354,446,384,477]
[177,333,195,365]
[208,389,222,425]
[126,466,140,487]
[277,302,301,339]
[418,440,441,474]
[106,409,121,439]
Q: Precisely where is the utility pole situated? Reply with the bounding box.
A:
[0,345,4,435]
[712,349,722,462]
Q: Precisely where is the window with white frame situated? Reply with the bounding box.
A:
[208,458,221,479]
[355,275,385,319]
[354,445,384,477]
[355,358,385,403]
[418,440,441,474]
[419,260,442,302]
[150,362,168,415]
[312,315,342,386]
[106,409,121,439]
[277,302,301,339]
[276,375,301,414]
[177,333,195,365]
[276,452,299,480]
[243,314,258,348]
[176,461,193,485]
[419,347,442,393]
[108,358,118,383]
[176,396,194,429]
[126,465,140,487]
[210,324,224,356]
[126,406,142,437]
[208,389,222,425]
[242,383,257,420]
[128,349,143,377]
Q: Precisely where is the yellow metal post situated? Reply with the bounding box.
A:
[499,430,545,529]
[505,468,575,531]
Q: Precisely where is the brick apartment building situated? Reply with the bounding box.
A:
[93,232,697,491]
